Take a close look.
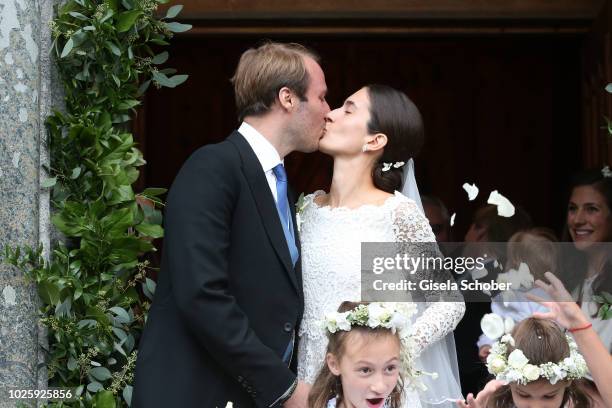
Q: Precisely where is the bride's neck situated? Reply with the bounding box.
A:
[327,158,377,207]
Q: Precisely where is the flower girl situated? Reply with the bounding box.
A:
[309,302,428,408]
[459,317,591,408]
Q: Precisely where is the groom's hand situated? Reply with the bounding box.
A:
[283,381,310,408]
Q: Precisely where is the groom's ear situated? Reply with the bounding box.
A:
[278,87,297,111]
[326,353,341,376]
[365,133,388,152]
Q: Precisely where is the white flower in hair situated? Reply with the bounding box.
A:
[324,311,350,333]
[382,163,393,172]
[508,349,529,369]
[487,355,507,374]
[602,165,612,178]
[393,161,405,168]
[522,364,541,382]
[367,303,391,328]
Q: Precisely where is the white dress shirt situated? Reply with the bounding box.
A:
[238,121,283,203]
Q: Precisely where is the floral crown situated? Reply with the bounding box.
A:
[323,303,436,390]
[485,333,588,385]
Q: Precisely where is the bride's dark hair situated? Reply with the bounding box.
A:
[366,84,424,193]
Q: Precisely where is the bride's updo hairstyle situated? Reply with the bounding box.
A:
[366,84,424,194]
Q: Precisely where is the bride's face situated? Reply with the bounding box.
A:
[319,87,372,156]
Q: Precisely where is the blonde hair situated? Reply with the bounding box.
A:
[230,41,319,121]
[308,302,404,408]
[506,228,558,281]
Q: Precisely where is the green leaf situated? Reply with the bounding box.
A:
[117,99,140,110]
[41,177,57,188]
[142,188,167,196]
[151,51,169,65]
[170,74,188,87]
[606,83,612,93]
[165,22,192,33]
[123,385,133,406]
[38,281,61,305]
[87,381,104,393]
[601,291,612,304]
[67,356,78,371]
[69,11,89,20]
[60,38,74,58]
[106,41,121,56]
[165,4,183,18]
[90,366,113,381]
[78,319,98,329]
[70,167,81,179]
[135,223,164,238]
[116,10,142,32]
[109,306,130,324]
[145,277,156,295]
[149,38,170,46]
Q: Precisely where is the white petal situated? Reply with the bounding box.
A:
[462,183,479,201]
[481,313,505,340]
[487,190,515,217]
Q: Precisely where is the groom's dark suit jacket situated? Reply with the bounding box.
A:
[133,131,304,407]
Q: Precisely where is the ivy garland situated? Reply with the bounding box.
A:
[4,0,190,406]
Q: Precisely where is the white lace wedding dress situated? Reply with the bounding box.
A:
[297,190,465,407]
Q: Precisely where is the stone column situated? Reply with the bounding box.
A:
[0,0,57,404]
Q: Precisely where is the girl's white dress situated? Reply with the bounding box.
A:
[297,191,465,407]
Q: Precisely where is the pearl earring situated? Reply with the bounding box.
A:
[362,144,368,153]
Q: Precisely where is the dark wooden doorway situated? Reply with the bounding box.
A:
[136,0,609,237]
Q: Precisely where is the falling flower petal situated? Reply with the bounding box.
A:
[487,190,515,217]
[481,313,505,340]
[463,183,479,201]
[450,212,456,226]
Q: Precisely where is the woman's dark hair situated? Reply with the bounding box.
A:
[366,84,424,194]
[489,318,591,408]
[560,169,612,314]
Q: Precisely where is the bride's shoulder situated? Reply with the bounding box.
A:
[391,190,419,207]
[303,190,327,207]
[307,190,326,202]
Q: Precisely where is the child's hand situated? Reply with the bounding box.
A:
[478,345,491,362]
[526,271,590,330]
[456,380,505,408]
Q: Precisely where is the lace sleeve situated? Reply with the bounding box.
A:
[392,199,466,356]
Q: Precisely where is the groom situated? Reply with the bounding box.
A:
[132,42,329,407]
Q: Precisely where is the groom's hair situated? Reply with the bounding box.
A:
[231,41,320,122]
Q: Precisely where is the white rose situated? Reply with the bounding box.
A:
[488,356,507,374]
[335,312,351,331]
[508,350,529,369]
[225,402,233,408]
[481,313,505,340]
[324,313,338,333]
[523,364,541,382]
[367,303,390,328]
[388,312,408,334]
[501,334,515,347]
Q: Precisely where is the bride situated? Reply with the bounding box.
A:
[297,84,465,407]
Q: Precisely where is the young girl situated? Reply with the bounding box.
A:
[477,228,558,360]
[309,301,423,408]
[460,317,591,408]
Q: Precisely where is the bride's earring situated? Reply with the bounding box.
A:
[361,144,368,153]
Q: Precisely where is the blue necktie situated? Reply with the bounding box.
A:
[272,164,299,266]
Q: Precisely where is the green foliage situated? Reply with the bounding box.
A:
[3,0,190,406]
